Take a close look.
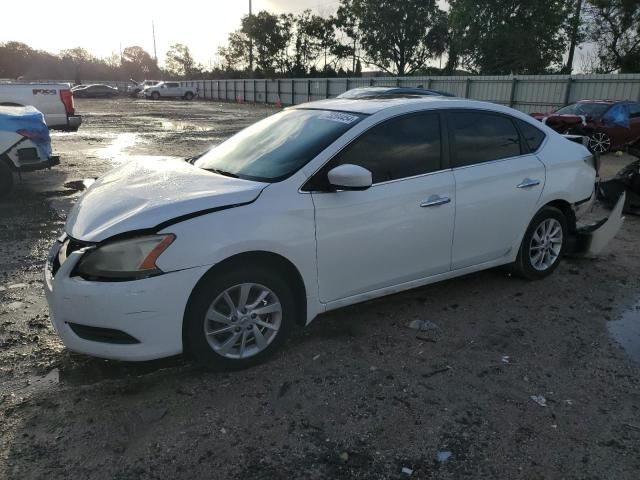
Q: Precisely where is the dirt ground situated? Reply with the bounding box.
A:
[1,97,639,480]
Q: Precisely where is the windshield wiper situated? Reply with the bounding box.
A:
[202,168,239,178]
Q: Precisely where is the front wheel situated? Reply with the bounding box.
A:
[184,266,295,370]
[512,206,567,280]
[151,91,160,100]
[588,132,611,154]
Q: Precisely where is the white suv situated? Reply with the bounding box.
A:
[44,96,624,369]
[143,81,197,100]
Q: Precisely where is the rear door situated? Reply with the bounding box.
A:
[308,111,455,303]
[448,110,546,270]
[166,82,181,97]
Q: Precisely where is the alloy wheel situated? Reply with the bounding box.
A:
[529,218,563,271]
[203,283,282,359]
[588,132,611,153]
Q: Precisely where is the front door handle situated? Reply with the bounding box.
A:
[420,195,451,207]
[517,178,541,189]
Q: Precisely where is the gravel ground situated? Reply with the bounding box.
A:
[1,97,639,480]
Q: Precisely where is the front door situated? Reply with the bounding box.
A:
[308,111,456,303]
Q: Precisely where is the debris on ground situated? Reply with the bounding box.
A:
[530,395,548,407]
[436,451,452,463]
[339,452,349,462]
[501,355,511,364]
[407,319,443,342]
[422,365,452,378]
[401,466,414,475]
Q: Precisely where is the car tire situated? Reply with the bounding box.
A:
[587,132,612,154]
[184,266,296,370]
[151,91,160,100]
[184,92,194,101]
[0,161,14,199]
[512,206,567,280]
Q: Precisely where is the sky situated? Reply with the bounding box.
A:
[1,0,343,67]
[2,0,590,72]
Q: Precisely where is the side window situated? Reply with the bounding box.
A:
[628,103,640,119]
[516,119,546,151]
[325,112,442,185]
[450,111,522,167]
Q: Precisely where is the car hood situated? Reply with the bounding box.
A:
[66,158,267,242]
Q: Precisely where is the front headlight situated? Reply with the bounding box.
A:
[75,234,175,280]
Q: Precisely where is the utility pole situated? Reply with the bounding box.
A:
[564,0,583,74]
[152,20,158,64]
[248,0,253,72]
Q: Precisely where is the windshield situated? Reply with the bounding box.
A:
[195,109,365,182]
[555,102,611,118]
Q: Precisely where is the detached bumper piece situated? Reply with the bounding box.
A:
[569,192,626,256]
[599,157,640,216]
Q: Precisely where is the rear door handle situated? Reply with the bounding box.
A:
[420,195,451,207]
[517,178,541,189]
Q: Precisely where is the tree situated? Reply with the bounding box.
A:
[337,0,446,75]
[220,11,292,75]
[448,0,570,74]
[586,0,640,73]
[336,0,361,73]
[0,42,36,78]
[166,43,198,77]
[121,46,159,79]
[244,11,292,74]
[218,31,250,71]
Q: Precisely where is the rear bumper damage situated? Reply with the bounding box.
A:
[569,192,626,256]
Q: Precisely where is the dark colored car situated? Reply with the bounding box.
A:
[72,84,120,99]
[531,100,640,153]
[337,86,455,99]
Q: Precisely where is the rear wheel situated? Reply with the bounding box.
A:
[512,206,567,280]
[0,161,14,199]
[184,266,295,370]
[588,132,611,154]
[184,92,194,101]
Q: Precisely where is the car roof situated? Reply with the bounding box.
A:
[575,99,617,105]
[337,86,455,99]
[293,96,523,116]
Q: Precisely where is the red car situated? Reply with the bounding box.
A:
[531,100,640,153]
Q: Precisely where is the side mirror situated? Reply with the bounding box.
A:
[327,164,372,191]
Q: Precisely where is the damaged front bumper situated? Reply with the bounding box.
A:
[569,191,626,256]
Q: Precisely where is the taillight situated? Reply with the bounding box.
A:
[17,128,49,143]
[60,89,75,115]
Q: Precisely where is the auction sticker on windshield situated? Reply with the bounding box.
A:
[318,112,360,124]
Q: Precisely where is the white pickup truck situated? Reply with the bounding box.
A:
[0,82,82,131]
[142,81,197,100]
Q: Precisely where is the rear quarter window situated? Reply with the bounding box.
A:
[516,119,546,152]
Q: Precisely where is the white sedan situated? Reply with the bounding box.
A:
[44,96,622,369]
